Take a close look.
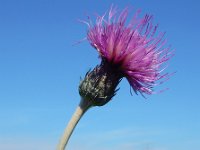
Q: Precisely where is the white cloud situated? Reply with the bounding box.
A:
[0,127,168,150]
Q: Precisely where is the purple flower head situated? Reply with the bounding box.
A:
[85,6,172,95]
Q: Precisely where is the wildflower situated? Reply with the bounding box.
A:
[79,6,172,105]
[57,6,173,150]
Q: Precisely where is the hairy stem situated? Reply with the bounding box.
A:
[57,98,92,150]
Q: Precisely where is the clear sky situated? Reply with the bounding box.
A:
[0,0,200,150]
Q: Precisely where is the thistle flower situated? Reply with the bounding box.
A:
[79,6,172,105]
[57,6,172,150]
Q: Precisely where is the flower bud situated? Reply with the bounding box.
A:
[79,61,122,106]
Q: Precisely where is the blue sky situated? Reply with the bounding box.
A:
[0,0,200,150]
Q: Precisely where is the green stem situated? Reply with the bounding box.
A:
[57,98,92,150]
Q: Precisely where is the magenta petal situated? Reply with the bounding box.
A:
[85,5,173,95]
